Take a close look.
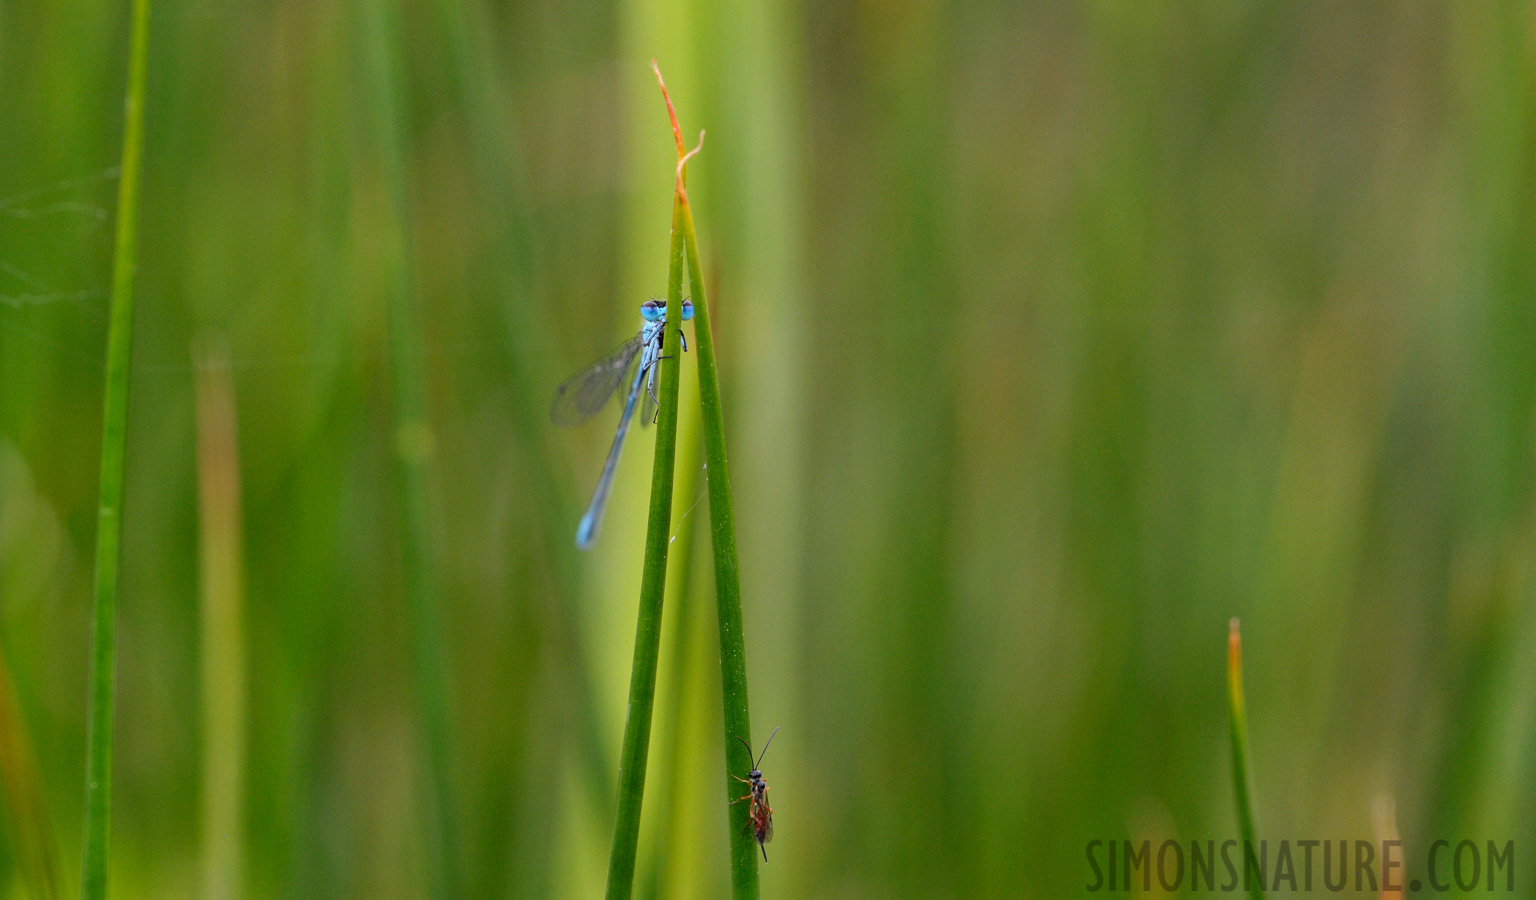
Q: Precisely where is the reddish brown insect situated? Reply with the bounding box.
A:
[732,727,779,861]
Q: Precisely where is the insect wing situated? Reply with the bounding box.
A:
[550,336,644,427]
[760,808,773,844]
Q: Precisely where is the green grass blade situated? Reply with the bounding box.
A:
[1227,619,1264,900]
[679,161,759,900]
[602,191,687,900]
[81,0,152,896]
[357,1,459,896]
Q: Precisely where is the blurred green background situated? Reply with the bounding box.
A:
[3,0,1536,896]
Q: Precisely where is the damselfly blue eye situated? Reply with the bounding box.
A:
[640,300,664,322]
[681,300,694,321]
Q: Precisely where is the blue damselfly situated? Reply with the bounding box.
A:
[551,298,693,548]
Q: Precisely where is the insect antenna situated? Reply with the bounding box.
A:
[734,734,757,767]
[754,726,780,768]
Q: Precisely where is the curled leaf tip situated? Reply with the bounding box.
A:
[675,132,705,203]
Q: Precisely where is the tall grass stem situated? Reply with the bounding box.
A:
[81,0,152,895]
[679,195,758,900]
[602,185,688,899]
[652,62,762,896]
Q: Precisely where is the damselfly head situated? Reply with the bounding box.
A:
[640,298,693,322]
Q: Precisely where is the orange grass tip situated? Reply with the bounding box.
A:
[651,60,686,157]
[1227,618,1245,703]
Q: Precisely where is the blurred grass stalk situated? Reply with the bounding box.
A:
[603,148,690,900]
[427,0,615,829]
[81,0,152,896]
[193,334,247,900]
[357,0,459,896]
[1227,619,1264,900]
[0,641,62,900]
